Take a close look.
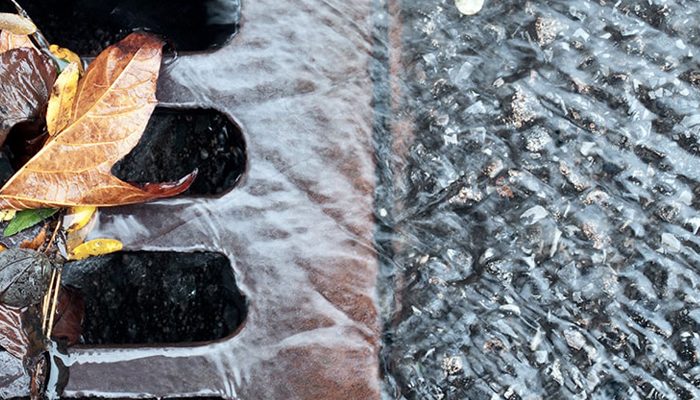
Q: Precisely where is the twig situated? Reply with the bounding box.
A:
[40,217,62,254]
[40,268,57,333]
[45,268,61,339]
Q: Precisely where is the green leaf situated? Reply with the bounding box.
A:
[3,208,58,237]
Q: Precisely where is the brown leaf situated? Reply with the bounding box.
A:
[0,303,44,360]
[0,33,195,210]
[50,286,84,346]
[0,303,27,358]
[19,225,46,250]
[0,47,55,148]
[0,30,35,54]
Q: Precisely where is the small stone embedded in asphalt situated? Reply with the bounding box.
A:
[563,328,586,351]
[455,0,484,16]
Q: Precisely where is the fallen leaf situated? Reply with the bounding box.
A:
[0,47,56,147]
[0,250,51,361]
[50,286,84,346]
[0,14,36,35]
[64,206,96,232]
[4,209,57,237]
[63,206,98,256]
[19,225,46,250]
[0,30,35,54]
[49,44,83,73]
[0,249,52,307]
[46,62,80,135]
[70,238,122,260]
[0,209,16,221]
[0,303,25,358]
[0,33,195,209]
[0,303,44,360]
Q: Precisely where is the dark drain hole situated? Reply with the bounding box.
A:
[1,107,247,196]
[112,107,247,196]
[62,251,247,345]
[0,0,240,55]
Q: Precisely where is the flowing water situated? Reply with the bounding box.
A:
[2,0,700,399]
[380,1,700,399]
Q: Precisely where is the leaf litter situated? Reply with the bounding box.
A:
[0,2,197,397]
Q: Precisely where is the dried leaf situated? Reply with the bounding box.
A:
[0,249,51,307]
[0,303,44,360]
[64,206,96,232]
[50,286,84,346]
[46,62,80,135]
[0,250,51,372]
[0,48,56,147]
[0,303,25,358]
[19,225,46,250]
[4,209,57,237]
[0,33,195,209]
[0,14,36,35]
[0,30,35,54]
[49,44,83,73]
[70,238,122,260]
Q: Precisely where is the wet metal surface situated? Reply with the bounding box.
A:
[1,0,381,398]
[64,0,381,398]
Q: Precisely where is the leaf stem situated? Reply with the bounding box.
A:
[7,0,63,70]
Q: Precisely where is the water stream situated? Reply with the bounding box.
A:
[380,1,700,399]
[1,0,700,398]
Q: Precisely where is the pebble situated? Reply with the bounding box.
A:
[564,328,586,350]
[455,0,484,16]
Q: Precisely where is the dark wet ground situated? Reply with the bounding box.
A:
[380,1,700,399]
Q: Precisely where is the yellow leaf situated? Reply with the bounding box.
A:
[0,244,6,252]
[0,209,16,221]
[63,206,96,232]
[70,238,122,260]
[49,44,83,73]
[46,62,80,136]
[0,13,36,35]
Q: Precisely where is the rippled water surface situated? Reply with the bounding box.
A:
[380,1,700,399]
[2,0,700,398]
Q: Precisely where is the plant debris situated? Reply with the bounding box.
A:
[0,13,35,35]
[0,47,55,147]
[70,238,123,261]
[0,32,195,210]
[4,208,57,237]
[0,3,196,397]
[0,29,34,53]
[45,61,79,135]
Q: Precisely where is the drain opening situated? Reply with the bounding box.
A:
[113,107,247,196]
[62,251,246,345]
[0,0,240,55]
[1,107,247,196]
